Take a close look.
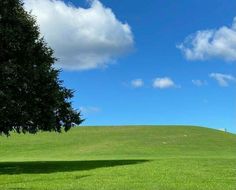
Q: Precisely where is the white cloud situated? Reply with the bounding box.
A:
[131,79,144,88]
[178,17,236,61]
[192,79,207,87]
[209,73,236,87]
[80,106,101,114]
[24,0,134,70]
[153,77,176,89]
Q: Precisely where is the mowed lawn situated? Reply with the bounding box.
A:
[0,126,235,190]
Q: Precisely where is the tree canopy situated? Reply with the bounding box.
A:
[0,0,83,135]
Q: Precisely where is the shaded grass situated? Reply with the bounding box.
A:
[0,160,148,175]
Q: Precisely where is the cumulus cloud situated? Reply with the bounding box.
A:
[192,79,207,87]
[209,73,236,87]
[131,79,144,88]
[153,77,176,89]
[24,0,134,70]
[178,17,236,61]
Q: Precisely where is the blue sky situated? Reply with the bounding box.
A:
[24,0,236,132]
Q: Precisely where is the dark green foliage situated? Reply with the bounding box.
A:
[0,0,83,135]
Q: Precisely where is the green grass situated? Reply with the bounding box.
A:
[0,126,235,190]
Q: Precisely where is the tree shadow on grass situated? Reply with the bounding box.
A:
[0,160,149,175]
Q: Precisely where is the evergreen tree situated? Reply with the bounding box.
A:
[0,0,83,135]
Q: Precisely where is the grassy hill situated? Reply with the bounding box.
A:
[0,126,235,190]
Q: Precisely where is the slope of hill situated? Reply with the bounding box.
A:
[0,126,235,190]
[0,126,235,161]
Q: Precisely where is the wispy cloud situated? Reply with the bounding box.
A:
[192,79,207,87]
[153,77,177,89]
[209,73,236,87]
[24,0,134,70]
[131,79,144,88]
[80,106,101,114]
[178,17,236,62]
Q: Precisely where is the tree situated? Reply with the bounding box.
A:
[0,0,83,135]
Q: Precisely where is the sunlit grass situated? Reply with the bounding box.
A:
[0,126,235,190]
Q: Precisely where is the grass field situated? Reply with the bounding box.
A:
[0,126,235,190]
